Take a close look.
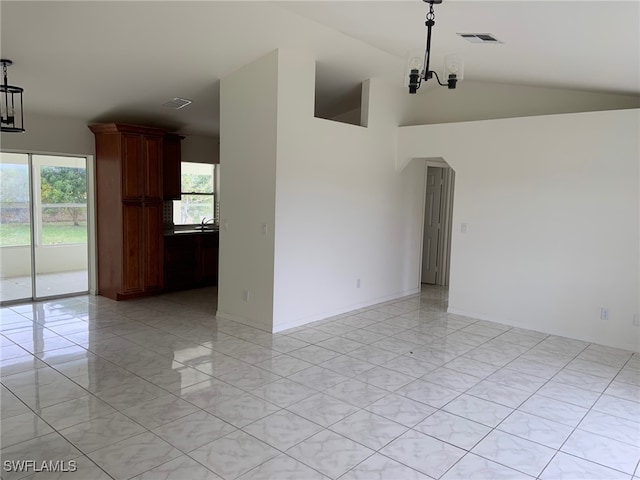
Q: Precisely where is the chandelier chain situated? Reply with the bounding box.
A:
[426,4,435,22]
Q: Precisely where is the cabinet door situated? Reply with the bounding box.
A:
[163,234,199,291]
[144,202,163,291]
[163,135,182,200]
[122,204,144,294]
[122,134,143,200]
[200,234,219,284]
[144,135,163,200]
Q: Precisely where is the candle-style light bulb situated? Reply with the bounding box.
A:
[409,57,423,75]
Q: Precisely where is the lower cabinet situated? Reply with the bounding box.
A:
[122,205,143,294]
[200,234,219,284]
[120,203,162,298]
[144,203,164,291]
[163,233,218,291]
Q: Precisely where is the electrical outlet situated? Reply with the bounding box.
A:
[600,307,609,321]
[356,278,361,288]
[633,313,639,326]
[242,290,250,302]
[461,223,468,233]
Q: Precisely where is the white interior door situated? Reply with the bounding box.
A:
[422,166,444,284]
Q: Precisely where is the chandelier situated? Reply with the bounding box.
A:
[408,0,461,94]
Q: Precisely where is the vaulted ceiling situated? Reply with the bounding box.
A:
[1,1,638,136]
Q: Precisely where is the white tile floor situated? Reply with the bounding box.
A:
[0,286,638,480]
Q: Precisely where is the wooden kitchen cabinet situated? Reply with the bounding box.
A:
[163,134,183,200]
[122,203,143,294]
[200,233,219,284]
[90,123,166,300]
[163,232,218,292]
[163,234,198,291]
[120,133,163,201]
[144,202,164,291]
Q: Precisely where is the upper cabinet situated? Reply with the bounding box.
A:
[144,135,163,200]
[90,123,166,201]
[163,134,183,200]
[119,132,163,201]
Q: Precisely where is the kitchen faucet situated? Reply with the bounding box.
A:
[198,217,216,230]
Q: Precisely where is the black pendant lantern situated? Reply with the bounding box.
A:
[1,59,25,133]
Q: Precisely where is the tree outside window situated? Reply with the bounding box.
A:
[40,166,87,227]
[173,162,216,225]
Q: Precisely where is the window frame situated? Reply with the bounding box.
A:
[173,162,218,226]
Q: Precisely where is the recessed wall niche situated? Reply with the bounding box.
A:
[314,65,363,127]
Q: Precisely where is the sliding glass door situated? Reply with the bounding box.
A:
[0,152,89,303]
[0,152,32,302]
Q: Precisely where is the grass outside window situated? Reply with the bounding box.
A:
[0,223,88,247]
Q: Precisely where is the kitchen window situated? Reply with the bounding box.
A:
[172,162,218,225]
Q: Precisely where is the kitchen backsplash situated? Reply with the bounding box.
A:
[163,201,173,226]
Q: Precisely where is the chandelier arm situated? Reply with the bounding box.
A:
[429,70,449,87]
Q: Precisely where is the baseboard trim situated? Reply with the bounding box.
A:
[273,287,422,333]
[216,288,422,334]
[447,307,639,353]
[214,311,272,333]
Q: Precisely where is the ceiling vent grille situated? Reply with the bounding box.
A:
[458,33,502,44]
[162,97,192,109]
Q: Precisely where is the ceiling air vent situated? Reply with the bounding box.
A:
[458,33,502,44]
[162,97,192,109]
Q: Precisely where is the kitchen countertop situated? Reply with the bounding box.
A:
[163,227,219,236]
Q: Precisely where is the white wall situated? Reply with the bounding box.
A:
[1,245,87,277]
[0,113,94,155]
[328,108,361,126]
[398,109,640,352]
[217,51,279,331]
[272,50,424,331]
[182,135,219,164]
[400,81,640,126]
[0,247,30,277]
